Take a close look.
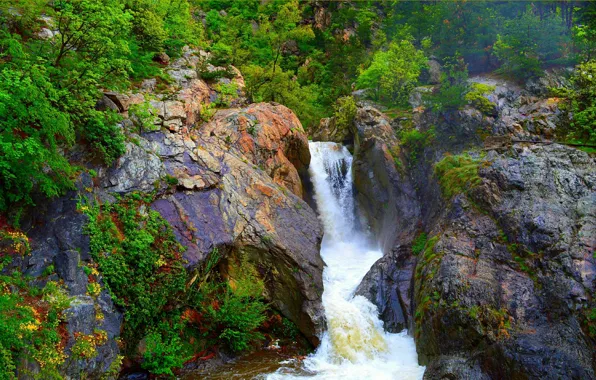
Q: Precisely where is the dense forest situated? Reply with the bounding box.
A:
[0,1,595,379]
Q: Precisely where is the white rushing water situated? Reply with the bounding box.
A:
[267,142,425,380]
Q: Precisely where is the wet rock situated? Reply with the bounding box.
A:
[353,71,595,378]
[414,145,596,378]
[140,102,325,344]
[355,247,413,333]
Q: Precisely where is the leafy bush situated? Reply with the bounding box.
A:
[214,82,239,108]
[0,236,71,379]
[493,9,570,81]
[564,60,596,146]
[434,153,482,199]
[400,127,435,163]
[0,67,75,212]
[84,195,187,346]
[427,56,468,111]
[465,83,496,115]
[333,96,357,132]
[356,39,427,105]
[196,254,268,353]
[82,110,127,165]
[209,42,233,66]
[142,329,189,377]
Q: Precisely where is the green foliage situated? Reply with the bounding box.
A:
[493,9,570,80]
[0,66,75,212]
[400,127,435,163]
[84,195,187,346]
[412,233,428,256]
[129,99,159,132]
[0,0,205,214]
[434,153,482,199]
[243,64,324,129]
[82,110,127,165]
[465,83,496,115]
[214,82,239,108]
[356,39,427,105]
[0,251,71,379]
[142,329,189,377]
[563,60,596,146]
[333,96,357,132]
[427,55,469,111]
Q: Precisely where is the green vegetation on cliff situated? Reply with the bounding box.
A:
[434,153,483,199]
[83,194,271,375]
[0,230,71,379]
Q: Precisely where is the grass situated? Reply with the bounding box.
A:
[434,153,483,199]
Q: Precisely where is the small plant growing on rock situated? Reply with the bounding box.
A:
[141,329,189,377]
[434,153,482,199]
[333,96,357,132]
[412,233,428,255]
[84,194,187,348]
[464,83,496,115]
[400,127,435,163]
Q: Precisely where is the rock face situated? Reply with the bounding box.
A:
[102,100,325,345]
[327,73,596,379]
[11,177,122,378]
[3,49,325,378]
[142,102,325,344]
[417,144,595,379]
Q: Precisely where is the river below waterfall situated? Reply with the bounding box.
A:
[188,142,425,379]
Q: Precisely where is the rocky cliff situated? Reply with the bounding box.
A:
[316,73,596,378]
[3,49,325,377]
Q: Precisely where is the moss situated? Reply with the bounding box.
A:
[412,233,428,255]
[434,153,482,199]
[400,127,436,164]
[465,83,496,115]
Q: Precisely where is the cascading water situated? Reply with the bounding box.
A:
[267,142,425,379]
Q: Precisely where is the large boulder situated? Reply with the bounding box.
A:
[130,102,325,345]
[352,72,596,379]
[351,106,420,254]
[416,144,596,379]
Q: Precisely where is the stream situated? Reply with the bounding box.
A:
[192,142,425,379]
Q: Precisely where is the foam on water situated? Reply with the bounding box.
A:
[266,142,425,380]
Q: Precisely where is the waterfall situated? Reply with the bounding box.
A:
[267,142,425,379]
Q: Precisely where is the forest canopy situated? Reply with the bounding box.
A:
[0,0,594,215]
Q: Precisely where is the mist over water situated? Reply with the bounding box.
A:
[267,142,425,380]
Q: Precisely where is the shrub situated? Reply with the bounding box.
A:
[84,195,187,347]
[142,329,189,377]
[0,250,71,379]
[333,96,357,133]
[82,110,127,166]
[412,233,428,255]
[465,83,496,115]
[209,42,233,66]
[0,67,75,212]
[208,257,268,353]
[434,153,482,199]
[565,60,596,146]
[400,127,435,163]
[356,39,427,105]
[427,55,468,111]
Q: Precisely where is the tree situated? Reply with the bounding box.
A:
[356,39,426,104]
[493,8,570,80]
